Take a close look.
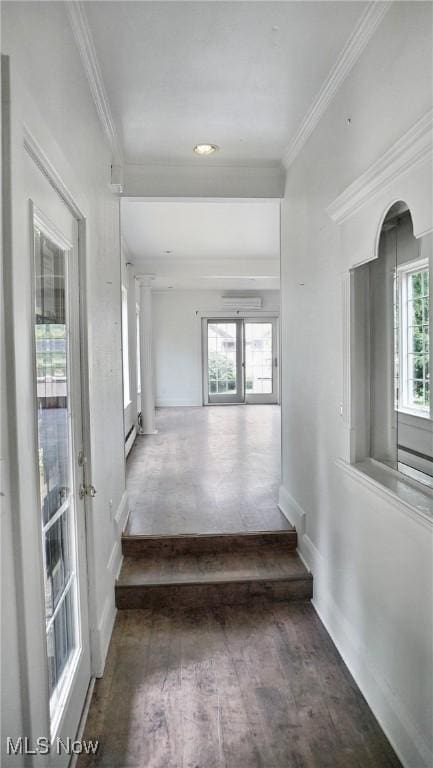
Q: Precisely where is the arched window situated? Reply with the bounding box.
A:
[353,201,432,486]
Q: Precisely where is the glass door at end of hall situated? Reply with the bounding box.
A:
[204,318,278,404]
[206,320,244,403]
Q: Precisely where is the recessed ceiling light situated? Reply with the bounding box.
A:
[193,143,219,156]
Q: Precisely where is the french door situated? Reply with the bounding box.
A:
[28,152,91,758]
[204,318,278,404]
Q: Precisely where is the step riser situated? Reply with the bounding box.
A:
[122,531,297,557]
[116,577,312,610]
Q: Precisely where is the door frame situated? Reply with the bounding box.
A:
[29,198,92,743]
[201,313,280,405]
[24,126,97,745]
[244,318,279,405]
[204,318,244,404]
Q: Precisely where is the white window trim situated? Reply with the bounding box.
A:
[395,257,431,419]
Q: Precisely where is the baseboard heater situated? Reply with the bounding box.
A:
[125,425,137,458]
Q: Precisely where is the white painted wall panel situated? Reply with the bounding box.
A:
[280,4,433,767]
[1,2,126,756]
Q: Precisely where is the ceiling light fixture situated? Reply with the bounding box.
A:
[193,143,219,156]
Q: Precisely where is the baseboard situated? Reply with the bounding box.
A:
[69,677,96,768]
[311,581,432,768]
[125,425,137,458]
[93,593,116,678]
[278,484,306,534]
[278,484,432,768]
[155,398,202,407]
[91,493,129,677]
[114,489,129,532]
[107,539,123,579]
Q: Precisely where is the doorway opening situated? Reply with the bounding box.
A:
[120,197,286,536]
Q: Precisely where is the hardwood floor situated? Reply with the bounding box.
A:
[82,407,401,768]
[125,405,288,536]
[77,603,402,768]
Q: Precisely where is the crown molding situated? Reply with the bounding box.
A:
[66,1,122,165]
[326,109,433,224]
[283,2,392,170]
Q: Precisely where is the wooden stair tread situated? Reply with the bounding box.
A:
[117,549,310,587]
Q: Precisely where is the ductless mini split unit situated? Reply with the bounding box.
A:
[221,297,262,310]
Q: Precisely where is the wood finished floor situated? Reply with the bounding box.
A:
[77,603,402,768]
[126,406,288,536]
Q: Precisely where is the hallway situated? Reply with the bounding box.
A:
[125,406,287,536]
[77,602,401,768]
[2,3,432,767]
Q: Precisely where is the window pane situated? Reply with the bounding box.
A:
[45,510,72,620]
[410,379,425,406]
[207,323,237,395]
[409,298,423,326]
[403,267,430,413]
[47,586,76,701]
[423,270,429,296]
[408,354,424,380]
[408,271,426,300]
[35,231,70,526]
[245,323,273,394]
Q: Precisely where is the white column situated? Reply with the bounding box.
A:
[138,275,157,434]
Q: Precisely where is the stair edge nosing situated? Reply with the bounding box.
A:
[116,573,313,589]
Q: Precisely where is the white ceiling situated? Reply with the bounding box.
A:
[122,198,280,290]
[85,1,366,166]
[84,2,367,290]
[122,199,279,259]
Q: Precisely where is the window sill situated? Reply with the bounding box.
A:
[336,457,433,529]
[396,406,431,421]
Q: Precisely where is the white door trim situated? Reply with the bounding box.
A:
[22,126,99,671]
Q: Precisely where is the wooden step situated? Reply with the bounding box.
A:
[121,528,297,557]
[116,548,312,610]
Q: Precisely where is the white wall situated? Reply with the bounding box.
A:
[153,289,280,406]
[279,3,432,767]
[1,56,25,749]
[1,2,126,760]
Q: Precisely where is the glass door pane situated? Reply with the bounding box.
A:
[207,320,243,403]
[245,322,273,395]
[33,226,79,723]
[244,320,278,403]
